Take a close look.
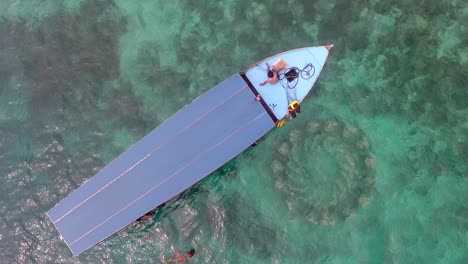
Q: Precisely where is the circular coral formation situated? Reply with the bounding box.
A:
[272,118,376,226]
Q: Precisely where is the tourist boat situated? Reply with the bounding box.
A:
[47,45,333,255]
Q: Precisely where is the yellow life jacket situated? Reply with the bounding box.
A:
[288,100,300,112]
[276,118,286,127]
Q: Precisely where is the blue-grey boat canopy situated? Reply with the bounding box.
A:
[47,74,276,255]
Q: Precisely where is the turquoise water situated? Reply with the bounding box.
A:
[0,0,467,263]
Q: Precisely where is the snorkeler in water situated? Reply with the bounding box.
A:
[136,203,166,222]
[164,248,202,263]
[136,209,156,221]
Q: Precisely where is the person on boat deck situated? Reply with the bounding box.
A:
[259,62,279,86]
[166,248,199,263]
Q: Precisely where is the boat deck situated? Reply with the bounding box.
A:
[244,47,330,120]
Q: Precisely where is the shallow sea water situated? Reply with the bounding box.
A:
[0,0,467,263]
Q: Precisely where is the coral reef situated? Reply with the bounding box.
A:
[272,118,376,225]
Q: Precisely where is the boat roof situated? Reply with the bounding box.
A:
[47,74,276,255]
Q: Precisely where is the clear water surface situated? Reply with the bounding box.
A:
[0,0,466,263]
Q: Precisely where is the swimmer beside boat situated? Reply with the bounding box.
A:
[163,248,202,263]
